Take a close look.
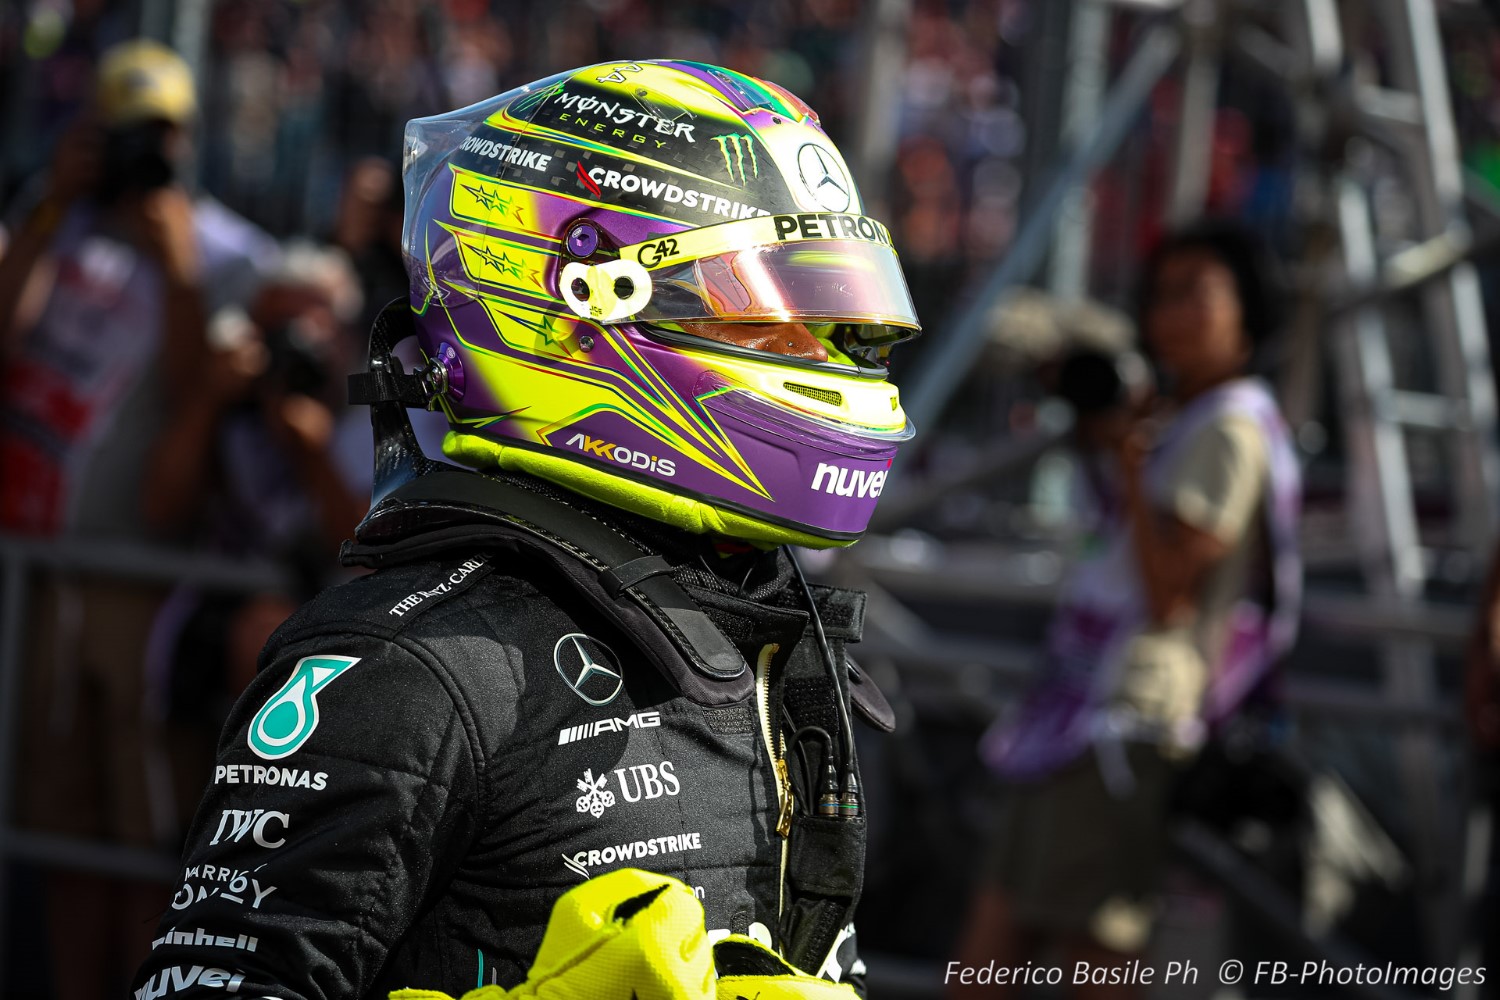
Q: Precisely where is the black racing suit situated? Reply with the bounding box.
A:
[131,468,886,1000]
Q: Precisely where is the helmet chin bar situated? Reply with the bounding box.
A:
[560,259,653,322]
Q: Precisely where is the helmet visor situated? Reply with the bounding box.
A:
[615,214,921,333]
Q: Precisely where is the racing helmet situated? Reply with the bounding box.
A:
[400,61,921,548]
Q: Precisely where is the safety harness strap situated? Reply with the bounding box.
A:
[347,368,430,407]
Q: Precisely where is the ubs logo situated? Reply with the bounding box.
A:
[574,761,682,819]
[797,143,852,212]
[554,634,624,706]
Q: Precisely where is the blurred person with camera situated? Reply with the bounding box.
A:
[328,157,407,333]
[0,40,276,999]
[140,244,372,820]
[952,222,1302,997]
[142,243,370,566]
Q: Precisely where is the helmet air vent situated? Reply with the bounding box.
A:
[783,382,843,407]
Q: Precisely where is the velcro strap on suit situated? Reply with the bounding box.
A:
[599,555,675,599]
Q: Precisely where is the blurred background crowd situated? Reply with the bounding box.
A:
[5,0,1500,997]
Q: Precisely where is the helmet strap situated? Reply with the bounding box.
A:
[347,299,448,506]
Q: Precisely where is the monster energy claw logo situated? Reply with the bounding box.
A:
[712,134,759,184]
[248,655,360,761]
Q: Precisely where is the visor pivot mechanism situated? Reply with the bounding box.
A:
[419,358,449,410]
[565,221,601,259]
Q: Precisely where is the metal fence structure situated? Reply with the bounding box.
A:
[0,537,296,988]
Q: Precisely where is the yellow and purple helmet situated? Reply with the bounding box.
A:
[401,60,921,548]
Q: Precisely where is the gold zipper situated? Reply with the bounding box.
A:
[756,643,793,832]
[755,643,792,916]
[773,758,794,837]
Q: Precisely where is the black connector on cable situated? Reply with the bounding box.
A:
[787,548,860,821]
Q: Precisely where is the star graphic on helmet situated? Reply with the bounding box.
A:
[471,244,524,280]
[464,184,500,212]
[496,308,570,350]
[470,243,504,272]
[498,253,524,279]
[538,312,568,345]
[462,183,525,225]
[496,192,525,225]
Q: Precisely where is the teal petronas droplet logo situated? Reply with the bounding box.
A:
[247,655,361,760]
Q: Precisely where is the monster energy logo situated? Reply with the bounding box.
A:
[712,134,759,183]
[247,655,360,761]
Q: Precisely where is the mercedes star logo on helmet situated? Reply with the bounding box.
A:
[796,143,852,213]
[554,634,624,706]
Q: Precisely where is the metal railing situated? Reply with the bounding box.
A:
[0,534,296,987]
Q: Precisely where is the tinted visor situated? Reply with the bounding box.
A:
[643,239,919,330]
[613,214,921,366]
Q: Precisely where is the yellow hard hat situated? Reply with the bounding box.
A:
[96,40,196,127]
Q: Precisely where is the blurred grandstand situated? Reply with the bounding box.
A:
[6,0,1500,997]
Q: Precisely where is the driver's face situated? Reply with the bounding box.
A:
[678,320,829,362]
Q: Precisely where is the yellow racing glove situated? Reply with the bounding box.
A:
[390,868,858,1000]
[711,934,858,1000]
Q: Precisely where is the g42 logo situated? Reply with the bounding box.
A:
[636,237,680,268]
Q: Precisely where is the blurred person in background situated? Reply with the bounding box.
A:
[952,222,1301,997]
[142,242,369,565]
[140,243,370,822]
[323,155,451,458]
[0,39,276,999]
[329,156,407,331]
